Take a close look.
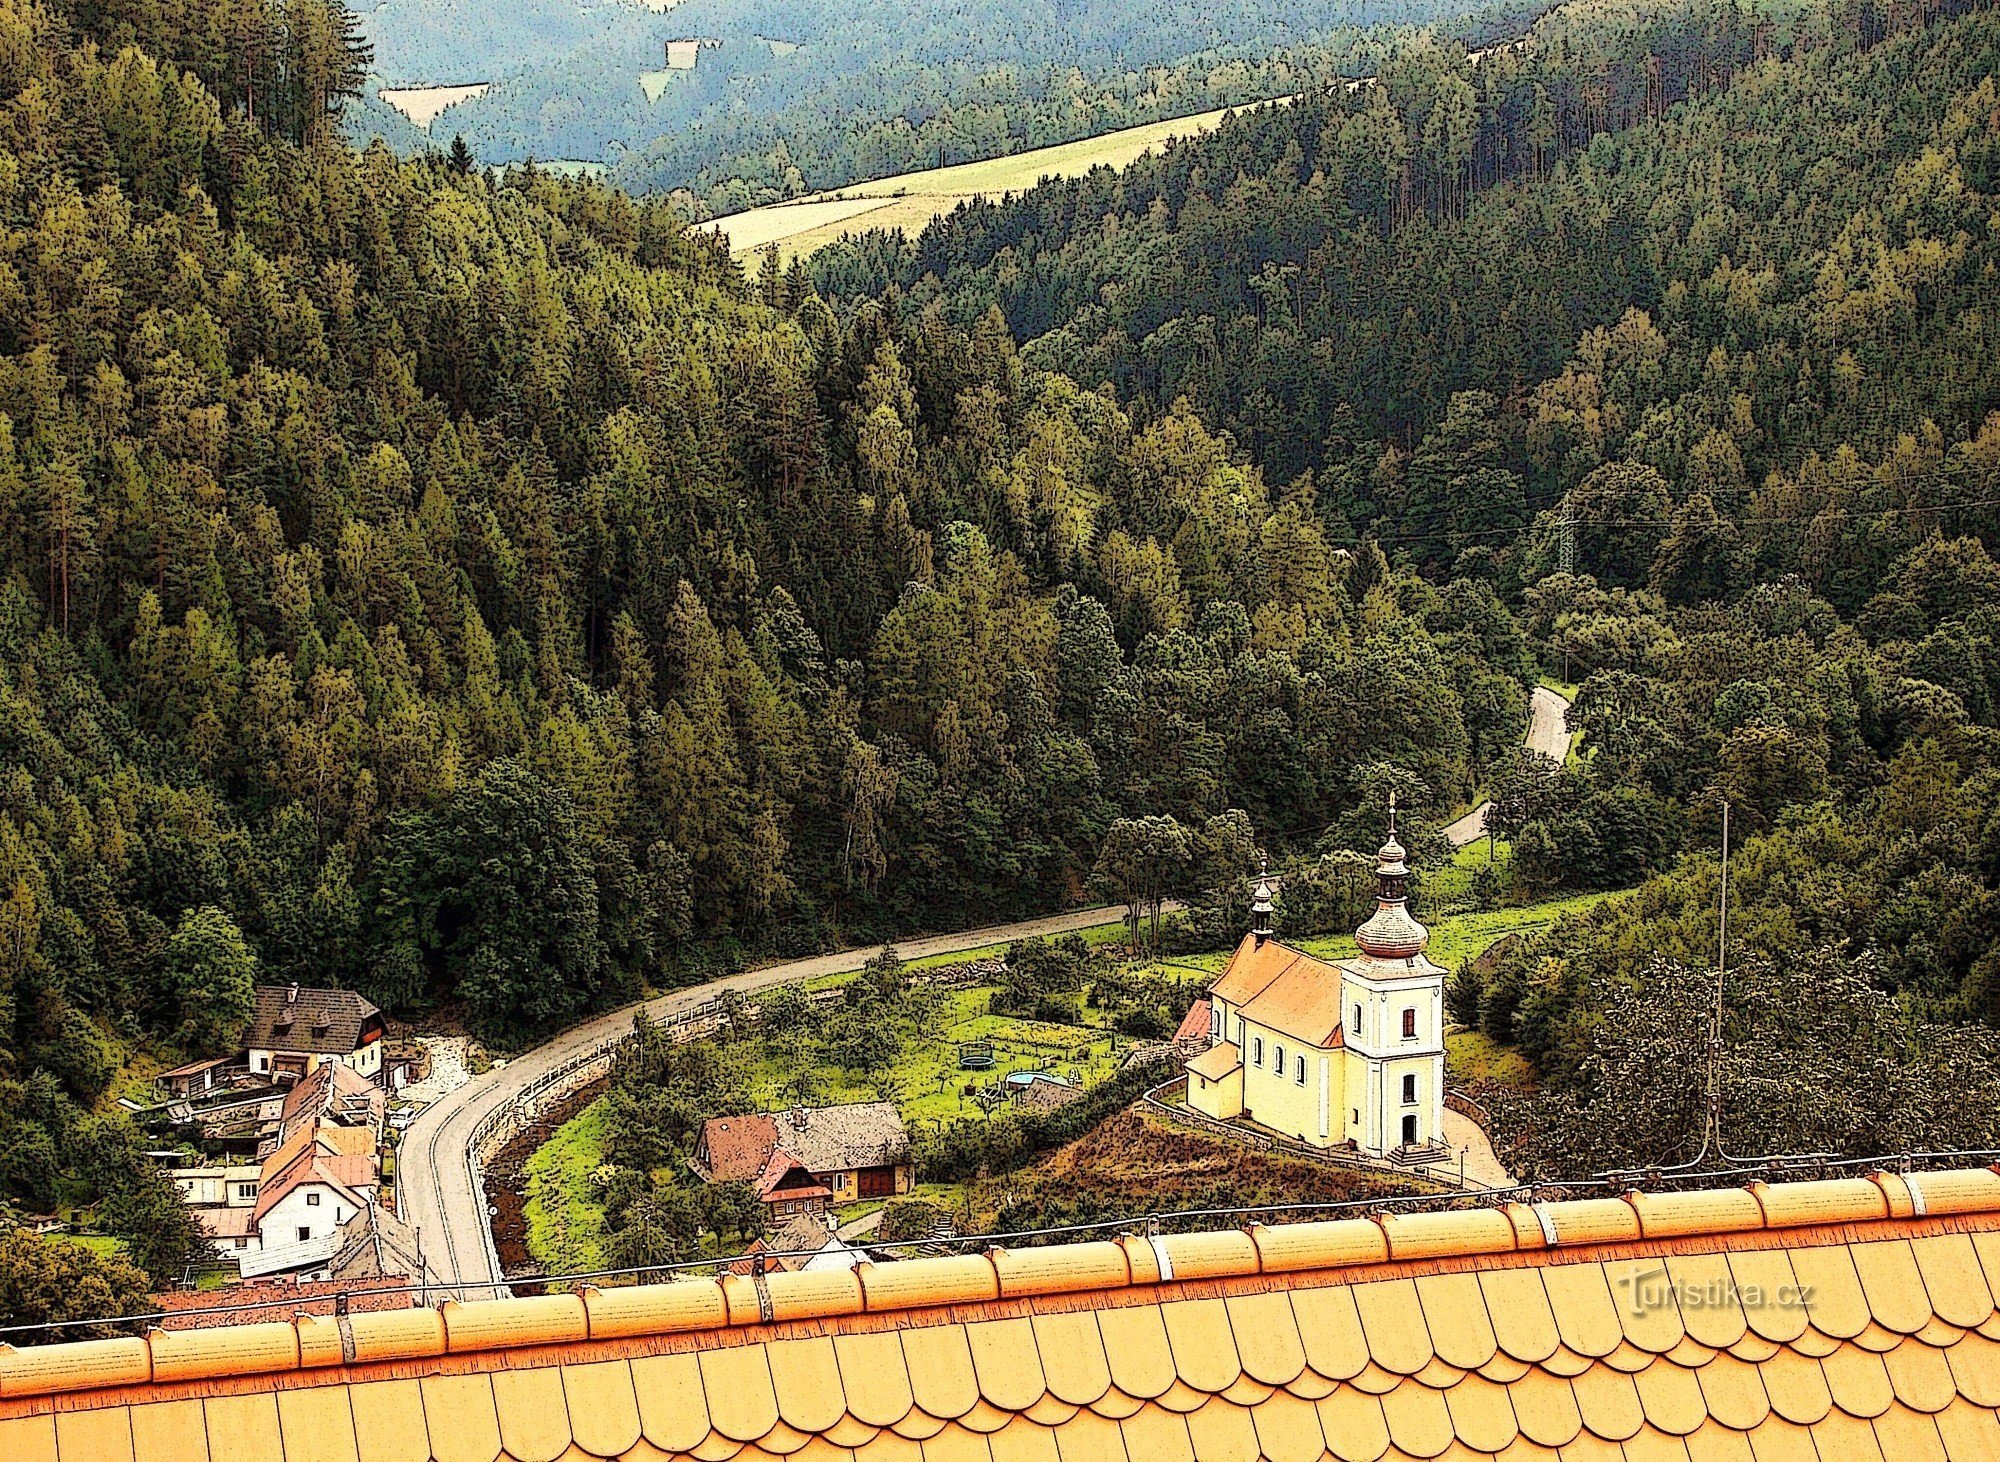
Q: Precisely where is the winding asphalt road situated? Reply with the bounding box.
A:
[1442,686,1573,848]
[396,905,1139,1295]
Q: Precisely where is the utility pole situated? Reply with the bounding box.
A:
[1699,801,1731,1163]
[1559,500,1577,684]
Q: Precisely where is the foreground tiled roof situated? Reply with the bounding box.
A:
[6,1169,2000,1460]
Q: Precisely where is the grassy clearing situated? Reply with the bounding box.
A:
[1294,894,1614,970]
[1427,839,1509,902]
[59,1234,124,1258]
[732,985,1126,1124]
[522,1098,613,1276]
[707,101,1286,263]
[1131,892,1610,979]
[1447,1029,1535,1090]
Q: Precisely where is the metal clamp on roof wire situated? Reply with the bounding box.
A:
[1530,1203,1562,1248]
[1903,1166,1928,1217]
[1142,1215,1174,1281]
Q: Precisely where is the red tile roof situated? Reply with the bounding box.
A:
[1172,996,1210,1044]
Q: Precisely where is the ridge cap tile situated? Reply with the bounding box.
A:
[292,1313,344,1372]
[1904,1168,2000,1217]
[1744,1177,1889,1230]
[1868,1172,1921,1221]
[1248,1218,1387,1274]
[1626,1189,1764,1241]
[766,1269,865,1323]
[1378,1208,1515,1263]
[584,1279,729,1340]
[1155,1231,1258,1282]
[441,1293,586,1354]
[1539,1197,1641,1248]
[147,1320,299,1385]
[992,1243,1129,1299]
[861,1255,998,1313]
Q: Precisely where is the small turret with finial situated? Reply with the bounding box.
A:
[1250,853,1276,945]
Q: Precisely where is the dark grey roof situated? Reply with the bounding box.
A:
[770,1101,910,1173]
[330,1204,421,1282]
[243,985,382,1055]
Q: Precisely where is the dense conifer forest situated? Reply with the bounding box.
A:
[1,0,1998,1304]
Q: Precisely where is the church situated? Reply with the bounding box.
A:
[1184,805,1448,1161]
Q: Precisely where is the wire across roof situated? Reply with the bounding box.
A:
[3,1168,2000,1460]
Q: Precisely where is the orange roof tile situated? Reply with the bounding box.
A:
[1186,1042,1242,1081]
[6,1169,2000,1462]
[1238,963,1344,1049]
[1208,937,1346,1047]
[1206,935,1299,1007]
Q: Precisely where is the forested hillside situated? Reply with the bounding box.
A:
[0,0,1541,1288]
[3,0,2000,1297]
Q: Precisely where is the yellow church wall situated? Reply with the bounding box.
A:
[1341,1048,1370,1147]
[1188,1061,1242,1120]
[1237,1021,1334,1146]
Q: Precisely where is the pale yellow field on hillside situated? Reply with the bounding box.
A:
[706,99,1287,263]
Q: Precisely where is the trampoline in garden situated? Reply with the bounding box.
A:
[958,1040,996,1069]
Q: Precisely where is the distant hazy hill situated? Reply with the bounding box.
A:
[350,0,1529,205]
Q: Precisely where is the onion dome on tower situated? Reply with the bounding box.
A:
[1355,793,1430,960]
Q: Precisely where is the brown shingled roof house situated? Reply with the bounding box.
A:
[243,984,386,1084]
[5,1167,2000,1459]
[696,1102,913,1211]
